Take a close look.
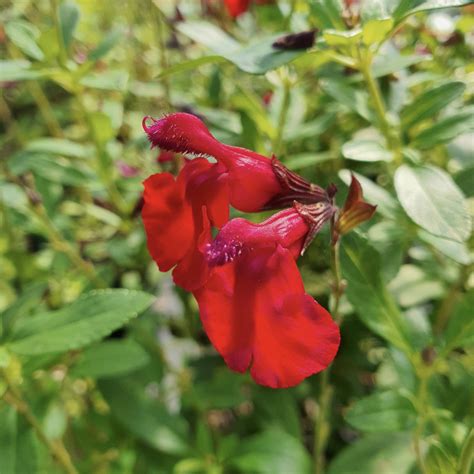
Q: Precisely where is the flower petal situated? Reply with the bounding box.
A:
[194,245,340,388]
[142,173,193,272]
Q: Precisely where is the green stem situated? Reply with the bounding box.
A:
[2,379,78,474]
[358,51,402,163]
[458,429,474,474]
[313,219,344,473]
[26,81,64,138]
[413,367,431,474]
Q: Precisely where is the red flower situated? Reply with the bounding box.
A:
[156,150,175,164]
[143,113,326,212]
[193,206,340,388]
[224,0,251,17]
[142,158,229,291]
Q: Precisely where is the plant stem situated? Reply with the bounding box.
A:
[313,218,344,473]
[2,383,78,474]
[26,82,64,138]
[413,366,431,474]
[358,51,402,163]
[458,428,474,474]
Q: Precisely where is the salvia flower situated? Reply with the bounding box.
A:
[193,206,340,388]
[143,113,327,212]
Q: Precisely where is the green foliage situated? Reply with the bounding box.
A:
[0,0,473,473]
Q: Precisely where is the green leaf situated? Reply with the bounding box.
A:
[9,290,154,355]
[345,390,416,432]
[342,138,393,162]
[59,1,80,50]
[310,0,345,29]
[71,340,150,378]
[388,264,444,307]
[25,138,90,158]
[401,81,466,129]
[454,166,474,198]
[340,234,414,355]
[418,230,471,265]
[176,21,307,74]
[99,378,189,455]
[411,109,474,149]
[0,405,39,474]
[394,164,471,242]
[229,429,311,474]
[159,56,226,78]
[285,152,335,170]
[80,70,129,91]
[321,80,372,121]
[339,170,399,218]
[323,29,362,46]
[0,60,44,82]
[372,53,431,78]
[362,18,394,45]
[283,113,336,142]
[327,432,415,474]
[399,0,473,20]
[88,27,124,62]
[5,20,44,61]
[1,282,47,338]
[443,291,474,352]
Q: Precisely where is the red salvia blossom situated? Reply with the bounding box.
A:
[224,0,251,17]
[193,207,340,388]
[142,158,228,291]
[142,113,326,212]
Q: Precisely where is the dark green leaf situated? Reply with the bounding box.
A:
[394,164,471,242]
[401,82,466,129]
[9,290,154,355]
[5,20,44,61]
[327,432,415,474]
[59,1,80,49]
[340,234,414,355]
[345,390,416,432]
[99,378,189,455]
[411,109,474,149]
[88,27,124,61]
[229,429,311,474]
[443,291,474,352]
[454,166,474,198]
[70,340,150,378]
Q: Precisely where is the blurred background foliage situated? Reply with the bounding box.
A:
[0,0,473,473]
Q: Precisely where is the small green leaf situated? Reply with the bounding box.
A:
[9,290,154,355]
[159,56,226,78]
[412,109,474,149]
[342,138,393,162]
[327,433,415,474]
[394,164,471,242]
[323,29,362,46]
[341,234,414,355]
[399,0,473,20]
[362,18,394,45]
[372,53,431,78]
[5,20,44,61]
[0,60,44,82]
[70,340,150,378]
[345,390,416,432]
[59,1,80,50]
[229,429,311,474]
[443,291,474,352]
[25,138,90,158]
[88,27,124,62]
[401,81,466,129]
